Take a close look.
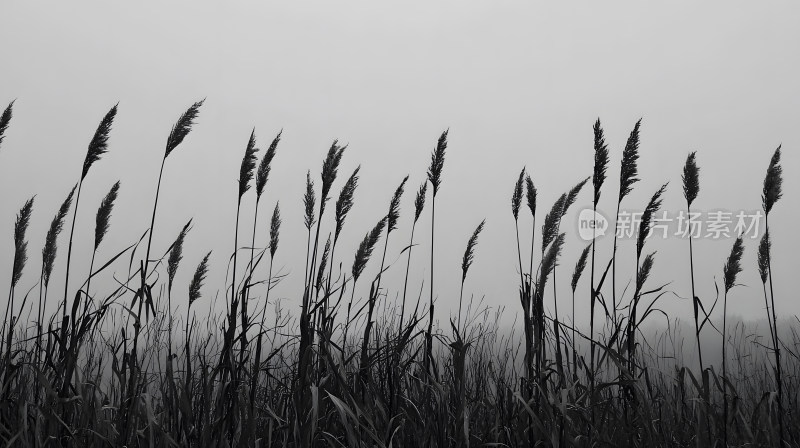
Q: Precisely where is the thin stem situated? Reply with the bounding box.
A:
[722,290,729,448]
[398,223,417,335]
[62,179,84,324]
[764,216,784,445]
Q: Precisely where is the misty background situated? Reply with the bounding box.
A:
[1,1,798,341]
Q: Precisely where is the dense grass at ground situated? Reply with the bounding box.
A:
[0,101,797,447]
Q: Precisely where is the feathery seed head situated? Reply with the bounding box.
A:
[757,230,770,284]
[427,130,448,196]
[762,146,783,214]
[637,182,668,258]
[82,104,118,179]
[563,177,589,219]
[256,129,281,199]
[682,151,700,207]
[304,171,316,230]
[189,251,211,307]
[43,186,76,287]
[94,181,120,250]
[461,220,485,283]
[593,119,609,206]
[525,175,537,218]
[239,129,259,199]
[316,236,331,291]
[352,216,387,284]
[542,194,566,252]
[320,140,346,216]
[12,196,35,287]
[512,168,525,221]
[571,243,592,293]
[335,166,360,242]
[388,175,409,234]
[165,100,203,158]
[539,232,565,292]
[723,235,745,293]
[167,220,192,293]
[270,202,281,258]
[0,100,14,152]
[636,251,656,293]
[414,181,427,223]
[618,119,642,202]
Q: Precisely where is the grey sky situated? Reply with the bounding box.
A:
[1,1,798,332]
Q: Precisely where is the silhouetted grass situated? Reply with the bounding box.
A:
[0,106,797,448]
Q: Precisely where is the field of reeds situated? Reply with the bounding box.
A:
[0,100,798,447]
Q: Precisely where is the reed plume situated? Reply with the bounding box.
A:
[563,177,589,217]
[316,236,331,293]
[35,186,75,360]
[64,104,119,328]
[612,119,642,332]
[458,219,485,332]
[303,171,316,282]
[512,168,525,221]
[723,235,744,294]
[571,243,591,294]
[43,186,76,287]
[618,119,641,202]
[588,119,609,410]
[541,194,566,252]
[123,101,201,445]
[249,130,280,284]
[94,181,120,250]
[512,168,527,313]
[539,232,565,288]
[352,217,387,284]
[335,166,360,244]
[762,146,782,214]
[319,141,346,217]
[165,100,204,159]
[461,220,485,284]
[757,230,770,285]
[189,252,211,307]
[387,176,409,234]
[415,181,427,222]
[167,220,192,294]
[0,100,14,151]
[12,197,35,288]
[239,129,259,199]
[82,181,120,323]
[255,130,281,200]
[682,151,703,374]
[525,174,537,288]
[270,202,281,259]
[761,145,784,444]
[682,152,699,207]
[427,130,448,195]
[82,104,118,180]
[233,130,259,371]
[425,129,448,378]
[3,196,34,357]
[592,119,609,206]
[304,171,316,230]
[721,234,744,448]
[637,183,668,259]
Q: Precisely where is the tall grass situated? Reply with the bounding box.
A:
[0,106,797,447]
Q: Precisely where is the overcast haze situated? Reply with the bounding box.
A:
[1,1,799,332]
